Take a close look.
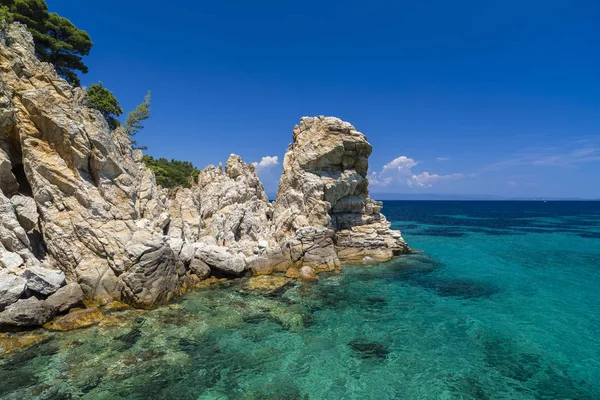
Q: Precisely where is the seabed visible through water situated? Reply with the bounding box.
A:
[1,201,599,399]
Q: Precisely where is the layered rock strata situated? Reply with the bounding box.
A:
[0,22,408,328]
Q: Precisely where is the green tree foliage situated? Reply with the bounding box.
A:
[0,0,92,86]
[124,91,151,149]
[142,156,200,189]
[86,82,123,131]
[0,5,13,22]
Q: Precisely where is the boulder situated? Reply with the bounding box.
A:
[188,257,211,279]
[0,297,56,327]
[0,248,24,269]
[10,195,38,232]
[299,266,319,283]
[22,265,65,295]
[194,244,246,276]
[0,270,27,310]
[46,282,84,314]
[0,148,19,196]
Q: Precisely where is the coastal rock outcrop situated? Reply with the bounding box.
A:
[0,22,178,321]
[271,116,409,272]
[0,21,409,328]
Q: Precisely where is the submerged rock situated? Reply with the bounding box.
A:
[347,338,390,360]
[246,276,292,293]
[43,308,104,331]
[0,332,48,356]
[299,266,319,283]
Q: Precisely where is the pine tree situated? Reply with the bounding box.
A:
[124,91,151,150]
[86,82,123,131]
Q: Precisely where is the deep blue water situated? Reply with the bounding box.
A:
[1,201,599,399]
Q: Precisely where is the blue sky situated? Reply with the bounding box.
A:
[48,0,600,198]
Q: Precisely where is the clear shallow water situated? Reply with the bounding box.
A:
[2,201,600,399]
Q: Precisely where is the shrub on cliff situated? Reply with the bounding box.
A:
[124,91,151,150]
[0,0,93,86]
[86,82,123,131]
[142,156,200,189]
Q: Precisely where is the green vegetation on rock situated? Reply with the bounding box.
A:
[124,91,151,150]
[86,82,123,131]
[0,0,92,86]
[142,156,200,189]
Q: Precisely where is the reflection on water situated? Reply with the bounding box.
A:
[1,201,599,399]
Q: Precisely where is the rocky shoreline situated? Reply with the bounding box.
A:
[0,22,408,330]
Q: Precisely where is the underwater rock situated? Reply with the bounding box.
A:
[102,300,132,313]
[285,268,301,279]
[0,332,48,356]
[43,308,104,331]
[299,266,319,282]
[246,275,292,293]
[347,338,390,360]
[421,279,498,299]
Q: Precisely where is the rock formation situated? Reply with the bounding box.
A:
[0,22,408,329]
[270,116,409,272]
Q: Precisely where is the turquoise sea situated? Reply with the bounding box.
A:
[1,201,600,399]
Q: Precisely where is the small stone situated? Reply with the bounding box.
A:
[299,266,319,283]
[43,307,104,331]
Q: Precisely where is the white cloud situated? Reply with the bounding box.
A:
[382,156,418,171]
[252,156,279,171]
[369,156,466,189]
[408,172,465,188]
[436,157,450,162]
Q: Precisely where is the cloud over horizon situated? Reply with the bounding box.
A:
[369,156,465,189]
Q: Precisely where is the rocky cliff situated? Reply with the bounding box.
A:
[0,22,408,329]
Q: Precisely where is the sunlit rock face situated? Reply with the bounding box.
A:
[271,116,409,270]
[0,22,178,317]
[0,22,408,327]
